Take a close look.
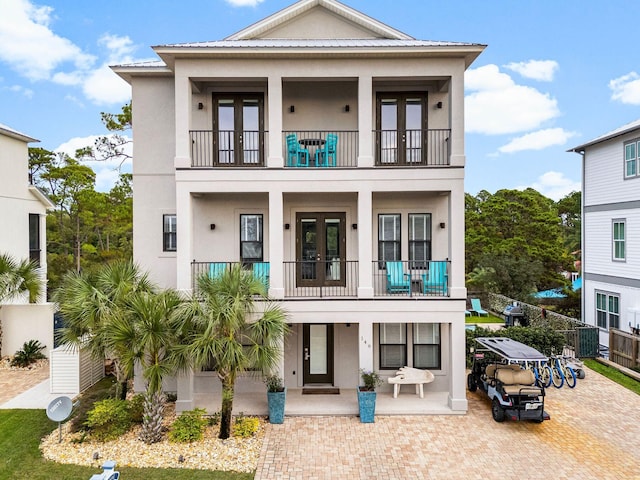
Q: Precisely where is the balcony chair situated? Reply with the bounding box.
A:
[315,133,338,167]
[286,134,310,167]
[385,261,411,294]
[252,262,270,290]
[470,298,488,316]
[209,262,228,280]
[421,260,448,295]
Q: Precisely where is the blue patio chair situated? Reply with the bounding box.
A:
[315,133,338,167]
[209,262,228,280]
[385,261,411,294]
[286,134,310,167]
[421,260,448,295]
[470,298,488,316]
[252,262,270,290]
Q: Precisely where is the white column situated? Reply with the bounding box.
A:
[174,71,191,169]
[175,372,194,413]
[267,75,284,168]
[449,181,466,299]
[175,184,193,293]
[449,64,466,167]
[357,75,373,167]
[268,190,284,298]
[358,320,374,374]
[357,189,374,298]
[448,319,468,411]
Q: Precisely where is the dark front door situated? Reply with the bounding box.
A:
[212,94,264,166]
[303,324,334,385]
[296,213,346,287]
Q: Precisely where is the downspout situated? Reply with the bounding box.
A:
[577,148,586,325]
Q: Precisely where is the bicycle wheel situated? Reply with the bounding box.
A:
[551,364,564,388]
[563,365,577,388]
[539,364,552,388]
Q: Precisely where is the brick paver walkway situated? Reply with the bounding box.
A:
[255,368,640,480]
[0,361,49,405]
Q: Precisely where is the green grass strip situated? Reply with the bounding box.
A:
[584,359,640,396]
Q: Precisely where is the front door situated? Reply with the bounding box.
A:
[212,94,264,166]
[303,324,334,385]
[296,213,346,287]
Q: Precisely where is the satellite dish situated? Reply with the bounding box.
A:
[46,396,73,422]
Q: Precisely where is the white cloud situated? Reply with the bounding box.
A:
[6,84,34,98]
[82,64,131,105]
[518,171,581,201]
[498,128,578,154]
[465,64,560,135]
[224,0,264,6]
[609,72,640,105]
[504,60,559,82]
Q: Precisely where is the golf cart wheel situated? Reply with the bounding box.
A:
[467,373,477,392]
[491,397,505,422]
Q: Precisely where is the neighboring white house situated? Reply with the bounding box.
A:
[113,0,484,414]
[0,123,54,357]
[570,119,640,348]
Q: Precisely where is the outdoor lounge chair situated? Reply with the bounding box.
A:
[209,262,227,280]
[470,298,488,316]
[286,134,310,167]
[315,133,338,167]
[252,262,270,290]
[385,261,411,294]
[421,260,448,295]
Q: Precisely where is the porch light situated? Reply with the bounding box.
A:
[210,224,216,230]
[289,105,295,113]
[198,102,204,110]
[284,223,290,230]
[344,104,350,112]
[439,222,446,229]
[351,223,357,230]
[436,101,443,109]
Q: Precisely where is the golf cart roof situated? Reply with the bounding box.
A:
[474,337,548,362]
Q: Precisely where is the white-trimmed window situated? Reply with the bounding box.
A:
[378,214,401,265]
[379,323,406,369]
[624,140,639,178]
[240,214,263,264]
[408,213,432,269]
[612,219,625,261]
[413,324,440,369]
[163,214,177,252]
[596,292,620,329]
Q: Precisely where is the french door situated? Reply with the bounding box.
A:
[303,324,334,385]
[212,94,264,166]
[296,213,346,287]
[376,92,428,165]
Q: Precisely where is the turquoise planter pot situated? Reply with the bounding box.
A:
[357,388,376,423]
[267,388,286,424]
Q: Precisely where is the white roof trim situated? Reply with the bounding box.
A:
[225,0,413,41]
[29,185,55,210]
[569,118,640,152]
[0,123,38,143]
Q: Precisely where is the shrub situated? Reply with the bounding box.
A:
[128,393,145,423]
[169,408,208,443]
[68,377,117,433]
[11,340,46,367]
[233,416,260,438]
[85,398,132,441]
[264,375,284,392]
[207,411,221,426]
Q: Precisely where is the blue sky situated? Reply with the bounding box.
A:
[2,0,640,199]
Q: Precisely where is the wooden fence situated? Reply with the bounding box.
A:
[609,329,640,369]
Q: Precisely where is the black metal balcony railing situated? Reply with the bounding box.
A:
[190,130,267,167]
[372,260,450,297]
[283,131,358,168]
[283,260,359,297]
[374,129,450,166]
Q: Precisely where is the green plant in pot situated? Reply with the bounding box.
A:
[358,369,382,423]
[265,374,286,424]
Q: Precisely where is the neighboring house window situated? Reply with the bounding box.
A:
[240,214,263,263]
[378,214,401,266]
[612,219,625,261]
[409,213,431,269]
[624,140,639,178]
[596,292,620,329]
[163,214,177,252]
[28,213,40,267]
[413,323,441,369]
[379,323,406,369]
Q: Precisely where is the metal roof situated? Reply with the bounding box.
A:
[569,118,640,152]
[155,39,481,49]
[474,337,548,361]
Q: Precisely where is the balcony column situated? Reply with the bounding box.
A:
[357,189,374,298]
[175,184,193,293]
[174,71,192,169]
[267,75,284,168]
[358,320,374,374]
[448,320,468,411]
[268,190,284,299]
[449,64,466,167]
[448,183,466,299]
[357,75,373,167]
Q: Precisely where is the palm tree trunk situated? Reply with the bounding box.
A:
[139,391,164,444]
[218,374,235,439]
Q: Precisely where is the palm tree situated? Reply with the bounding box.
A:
[54,260,155,399]
[0,253,43,353]
[111,289,183,444]
[176,263,288,439]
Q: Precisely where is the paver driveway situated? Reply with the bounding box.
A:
[255,367,640,480]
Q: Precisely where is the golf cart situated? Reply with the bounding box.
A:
[468,337,550,423]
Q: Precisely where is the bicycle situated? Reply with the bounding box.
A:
[559,355,577,388]
[549,354,577,388]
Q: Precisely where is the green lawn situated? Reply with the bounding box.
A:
[0,409,253,480]
[584,359,640,395]
[465,313,503,324]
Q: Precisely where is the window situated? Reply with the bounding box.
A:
[240,214,263,263]
[596,292,620,329]
[28,213,40,267]
[379,323,406,369]
[378,214,401,266]
[613,219,625,261]
[624,140,639,178]
[413,324,441,369]
[409,214,431,269]
[163,214,176,252]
